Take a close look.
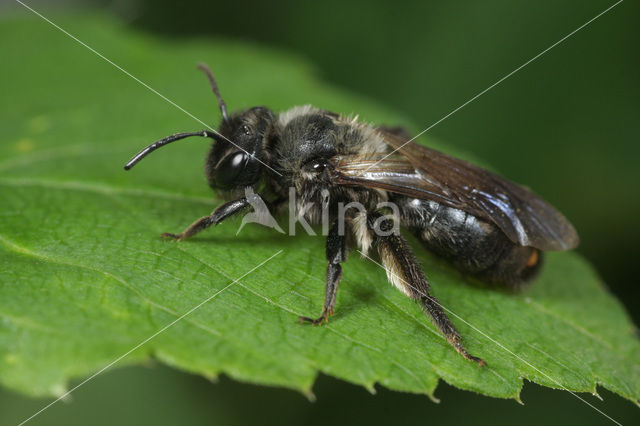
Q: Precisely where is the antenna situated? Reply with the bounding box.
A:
[197,63,229,123]
[123,130,216,170]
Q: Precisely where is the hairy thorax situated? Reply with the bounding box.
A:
[271,105,390,224]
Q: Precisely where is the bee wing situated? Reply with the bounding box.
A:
[331,131,579,251]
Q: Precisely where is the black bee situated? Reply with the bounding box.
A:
[124,64,579,365]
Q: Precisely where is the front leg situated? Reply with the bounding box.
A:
[299,220,347,325]
[162,197,251,240]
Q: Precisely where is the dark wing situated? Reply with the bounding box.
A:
[331,130,579,251]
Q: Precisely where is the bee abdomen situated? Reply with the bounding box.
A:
[394,197,541,287]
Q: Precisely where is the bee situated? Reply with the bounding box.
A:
[124,64,579,365]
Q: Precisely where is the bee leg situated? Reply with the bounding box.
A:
[299,220,346,325]
[371,213,486,366]
[161,197,251,240]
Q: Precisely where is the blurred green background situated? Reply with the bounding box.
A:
[1,0,638,424]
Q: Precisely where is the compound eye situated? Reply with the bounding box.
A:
[215,151,248,189]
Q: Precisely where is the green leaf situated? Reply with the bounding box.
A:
[1,12,638,406]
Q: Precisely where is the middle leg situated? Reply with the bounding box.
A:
[299,219,347,325]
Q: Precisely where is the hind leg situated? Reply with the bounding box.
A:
[369,213,485,365]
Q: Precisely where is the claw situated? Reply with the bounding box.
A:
[298,315,328,326]
[469,355,487,367]
[456,344,487,366]
[161,232,182,241]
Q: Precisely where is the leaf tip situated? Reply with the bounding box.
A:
[203,372,219,383]
[51,383,71,402]
[302,388,316,402]
[364,383,377,395]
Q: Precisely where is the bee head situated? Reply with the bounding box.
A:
[206,106,276,191]
[123,63,277,192]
